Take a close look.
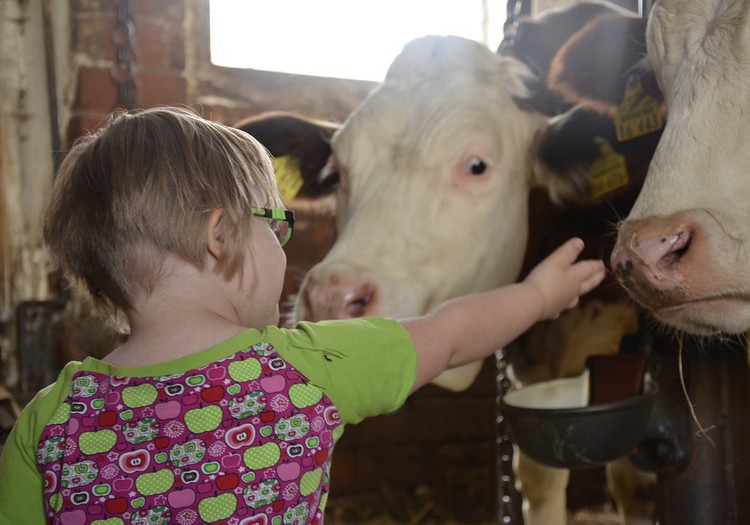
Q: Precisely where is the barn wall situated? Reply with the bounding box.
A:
[0,0,72,392]
[65,0,375,133]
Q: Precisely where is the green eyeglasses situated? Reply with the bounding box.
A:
[251,207,295,247]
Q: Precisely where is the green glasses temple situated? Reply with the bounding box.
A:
[251,207,295,247]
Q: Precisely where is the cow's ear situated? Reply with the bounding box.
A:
[498,1,631,115]
[529,11,662,206]
[530,105,601,204]
[234,111,341,198]
[531,103,662,206]
[548,14,656,113]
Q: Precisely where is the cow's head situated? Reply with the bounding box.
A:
[239,22,657,390]
[611,0,750,335]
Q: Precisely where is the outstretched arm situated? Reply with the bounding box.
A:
[402,237,606,393]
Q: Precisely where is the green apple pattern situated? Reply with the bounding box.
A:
[36,340,342,524]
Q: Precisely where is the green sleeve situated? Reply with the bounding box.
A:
[0,410,48,524]
[267,317,417,425]
[0,363,81,524]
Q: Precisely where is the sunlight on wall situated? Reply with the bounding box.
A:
[209,0,508,82]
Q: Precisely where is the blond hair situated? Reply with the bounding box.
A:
[44,106,281,332]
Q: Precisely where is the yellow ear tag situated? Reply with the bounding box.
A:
[614,74,663,142]
[272,155,304,203]
[589,140,629,199]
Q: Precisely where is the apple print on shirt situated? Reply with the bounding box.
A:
[36,341,343,525]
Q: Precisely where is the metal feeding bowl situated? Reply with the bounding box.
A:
[501,369,657,469]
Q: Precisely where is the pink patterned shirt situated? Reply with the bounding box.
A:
[0,319,416,525]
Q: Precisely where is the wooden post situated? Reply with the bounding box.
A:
[656,336,750,524]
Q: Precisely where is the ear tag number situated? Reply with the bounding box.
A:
[589,141,628,199]
[614,74,663,142]
[272,156,304,202]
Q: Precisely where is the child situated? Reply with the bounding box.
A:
[0,106,605,525]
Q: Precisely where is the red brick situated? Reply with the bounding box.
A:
[133,0,184,21]
[72,12,116,61]
[138,71,186,107]
[71,0,117,14]
[65,115,110,146]
[75,67,120,113]
[137,19,185,70]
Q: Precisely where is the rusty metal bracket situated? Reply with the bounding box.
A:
[15,299,67,405]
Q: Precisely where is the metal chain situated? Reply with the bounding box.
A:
[496,348,522,523]
[496,4,533,522]
[111,0,138,110]
[500,0,529,50]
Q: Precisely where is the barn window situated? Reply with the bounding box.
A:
[209,0,508,82]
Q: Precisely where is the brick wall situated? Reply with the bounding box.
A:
[67,0,187,142]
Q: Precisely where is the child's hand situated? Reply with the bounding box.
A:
[524,238,607,319]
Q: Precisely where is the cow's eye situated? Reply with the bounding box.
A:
[467,158,487,176]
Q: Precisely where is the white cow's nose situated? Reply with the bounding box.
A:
[297,275,379,322]
[611,215,695,293]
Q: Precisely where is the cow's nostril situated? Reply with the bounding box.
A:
[299,277,379,321]
[344,288,375,318]
[343,281,375,317]
[660,230,692,267]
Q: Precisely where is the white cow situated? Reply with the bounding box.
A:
[293,36,584,389]
[238,16,656,524]
[294,35,584,525]
[611,0,750,335]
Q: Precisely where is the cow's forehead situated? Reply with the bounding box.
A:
[629,0,750,219]
[335,87,505,156]
[647,0,750,98]
[332,36,533,156]
[332,62,535,179]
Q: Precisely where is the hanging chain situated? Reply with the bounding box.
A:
[496,348,522,524]
[111,0,138,110]
[495,7,533,520]
[499,0,530,52]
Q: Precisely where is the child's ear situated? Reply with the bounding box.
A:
[206,208,225,260]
